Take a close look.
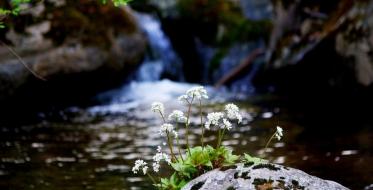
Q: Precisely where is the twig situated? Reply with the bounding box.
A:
[0,41,46,81]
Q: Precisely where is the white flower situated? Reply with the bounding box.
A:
[153,152,171,164]
[168,110,187,123]
[173,131,178,138]
[186,86,208,100]
[159,123,176,137]
[142,166,148,175]
[132,159,147,174]
[152,147,171,173]
[225,103,242,123]
[205,112,224,130]
[275,126,283,140]
[156,146,162,153]
[151,102,164,115]
[152,162,160,173]
[177,95,189,104]
[222,118,232,130]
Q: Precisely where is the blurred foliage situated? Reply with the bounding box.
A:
[101,0,132,6]
[0,0,137,48]
[0,0,132,29]
[0,0,31,28]
[175,0,271,73]
[44,1,136,47]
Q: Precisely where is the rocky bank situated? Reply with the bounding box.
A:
[0,1,147,107]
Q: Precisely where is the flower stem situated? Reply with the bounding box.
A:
[166,131,176,161]
[159,111,176,160]
[176,137,184,162]
[216,129,221,148]
[221,129,226,145]
[264,132,276,152]
[147,173,157,185]
[185,96,194,156]
[159,112,166,123]
[216,129,226,148]
[175,122,184,162]
[199,99,204,149]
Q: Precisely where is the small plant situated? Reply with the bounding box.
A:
[132,86,284,190]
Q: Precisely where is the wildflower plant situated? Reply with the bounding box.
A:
[132,86,284,190]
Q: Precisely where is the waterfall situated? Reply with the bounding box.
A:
[134,12,183,81]
[84,10,259,115]
[239,0,273,20]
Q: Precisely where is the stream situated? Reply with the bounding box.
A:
[0,7,372,190]
[0,80,372,189]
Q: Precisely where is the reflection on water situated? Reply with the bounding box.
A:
[0,81,372,189]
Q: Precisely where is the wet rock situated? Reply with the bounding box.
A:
[262,0,373,87]
[0,1,147,104]
[182,163,349,190]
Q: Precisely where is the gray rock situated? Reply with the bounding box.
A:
[182,163,349,190]
[0,4,147,101]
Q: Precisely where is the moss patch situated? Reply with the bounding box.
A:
[244,162,255,167]
[252,178,274,186]
[226,186,236,190]
[252,164,280,171]
[191,181,205,190]
[234,171,251,180]
[220,165,237,171]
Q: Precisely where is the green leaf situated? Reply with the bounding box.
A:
[171,162,197,178]
[158,173,187,190]
[213,146,239,166]
[112,0,132,6]
[243,153,267,164]
[0,9,12,15]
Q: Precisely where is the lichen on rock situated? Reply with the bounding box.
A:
[182,163,349,190]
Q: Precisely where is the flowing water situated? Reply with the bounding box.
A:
[0,7,372,190]
[0,80,372,190]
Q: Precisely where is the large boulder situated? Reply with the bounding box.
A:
[0,1,147,109]
[182,163,348,190]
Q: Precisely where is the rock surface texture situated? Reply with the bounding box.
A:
[182,163,349,190]
[0,1,147,103]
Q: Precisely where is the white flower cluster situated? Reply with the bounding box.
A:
[275,126,283,140]
[178,86,208,104]
[168,110,187,123]
[177,95,189,104]
[186,86,208,100]
[222,118,232,130]
[159,123,178,138]
[204,103,243,130]
[132,159,148,175]
[152,146,171,173]
[204,112,224,130]
[151,102,164,115]
[225,103,242,123]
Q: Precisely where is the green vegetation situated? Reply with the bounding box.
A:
[132,86,284,189]
[0,0,30,28]
[0,0,132,28]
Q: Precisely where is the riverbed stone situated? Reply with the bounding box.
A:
[182,163,349,190]
[0,1,147,103]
